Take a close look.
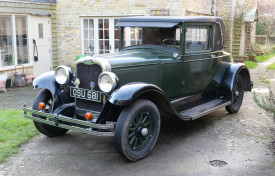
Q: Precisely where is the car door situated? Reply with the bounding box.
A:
[181,24,217,96]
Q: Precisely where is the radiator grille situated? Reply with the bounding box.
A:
[76,63,103,112]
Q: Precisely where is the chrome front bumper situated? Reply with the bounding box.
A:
[22,104,114,137]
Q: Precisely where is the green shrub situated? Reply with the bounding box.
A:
[254,89,275,116]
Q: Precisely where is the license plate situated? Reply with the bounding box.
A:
[70,87,101,102]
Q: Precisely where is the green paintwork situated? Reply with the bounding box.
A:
[82,21,233,100]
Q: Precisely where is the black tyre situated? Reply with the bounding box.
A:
[33,89,68,137]
[114,99,160,161]
[225,74,244,114]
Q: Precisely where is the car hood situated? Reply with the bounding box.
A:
[101,46,177,69]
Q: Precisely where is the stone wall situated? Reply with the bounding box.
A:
[216,0,235,53]
[56,0,213,67]
[0,66,33,83]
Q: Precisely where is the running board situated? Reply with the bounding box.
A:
[179,99,231,120]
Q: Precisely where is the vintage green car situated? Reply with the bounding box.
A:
[23,16,252,161]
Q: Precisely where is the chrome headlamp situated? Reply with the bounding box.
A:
[98,72,118,93]
[55,65,73,85]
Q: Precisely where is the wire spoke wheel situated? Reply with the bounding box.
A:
[225,75,244,114]
[128,112,153,150]
[115,99,160,161]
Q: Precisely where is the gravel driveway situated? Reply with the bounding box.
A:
[0,59,274,176]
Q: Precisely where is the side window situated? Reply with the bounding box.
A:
[214,23,223,51]
[185,26,210,52]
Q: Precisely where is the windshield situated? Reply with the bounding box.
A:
[122,27,181,50]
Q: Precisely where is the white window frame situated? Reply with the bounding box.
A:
[81,15,143,55]
[81,18,118,55]
[0,14,33,71]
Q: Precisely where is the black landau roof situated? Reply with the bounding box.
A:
[115,16,224,28]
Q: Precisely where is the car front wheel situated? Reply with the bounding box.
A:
[114,99,160,161]
[33,89,69,137]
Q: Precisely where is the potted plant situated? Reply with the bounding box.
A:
[234,57,244,63]
[248,52,255,61]
[239,55,248,61]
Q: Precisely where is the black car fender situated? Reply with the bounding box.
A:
[33,71,74,111]
[218,63,252,100]
[99,83,177,122]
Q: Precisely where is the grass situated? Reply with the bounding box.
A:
[254,52,275,62]
[0,109,38,163]
[244,60,258,69]
[267,62,275,70]
[259,77,270,84]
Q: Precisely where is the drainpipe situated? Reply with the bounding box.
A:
[212,0,217,16]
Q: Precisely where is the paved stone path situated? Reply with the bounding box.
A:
[0,85,40,109]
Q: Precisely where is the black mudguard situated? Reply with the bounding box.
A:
[33,71,74,111]
[218,63,252,100]
[96,83,178,123]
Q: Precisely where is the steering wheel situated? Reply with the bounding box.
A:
[162,38,180,47]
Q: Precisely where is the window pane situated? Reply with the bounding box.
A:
[16,16,28,64]
[0,15,14,66]
[105,40,109,50]
[83,19,88,28]
[185,26,210,52]
[84,29,88,39]
[38,23,43,39]
[89,19,93,29]
[104,30,109,39]
[84,39,88,50]
[99,30,103,39]
[104,19,109,28]
[83,19,95,55]
[89,29,94,39]
[98,19,103,28]
[114,19,119,50]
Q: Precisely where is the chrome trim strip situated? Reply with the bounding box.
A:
[76,56,111,72]
[22,104,114,136]
[112,54,228,69]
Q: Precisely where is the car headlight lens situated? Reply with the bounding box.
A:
[98,72,118,93]
[55,66,72,85]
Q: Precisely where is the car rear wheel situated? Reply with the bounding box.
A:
[33,89,68,137]
[114,99,160,161]
[225,74,244,114]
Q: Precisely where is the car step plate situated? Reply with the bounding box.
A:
[179,99,231,120]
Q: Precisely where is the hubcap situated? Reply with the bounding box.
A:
[127,112,153,150]
[232,77,243,107]
[141,128,148,136]
[235,91,239,97]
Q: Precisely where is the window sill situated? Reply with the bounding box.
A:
[0,64,34,72]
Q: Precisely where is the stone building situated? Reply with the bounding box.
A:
[55,0,257,67]
[216,0,257,58]
[0,0,57,77]
[55,0,214,67]
[0,0,258,77]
